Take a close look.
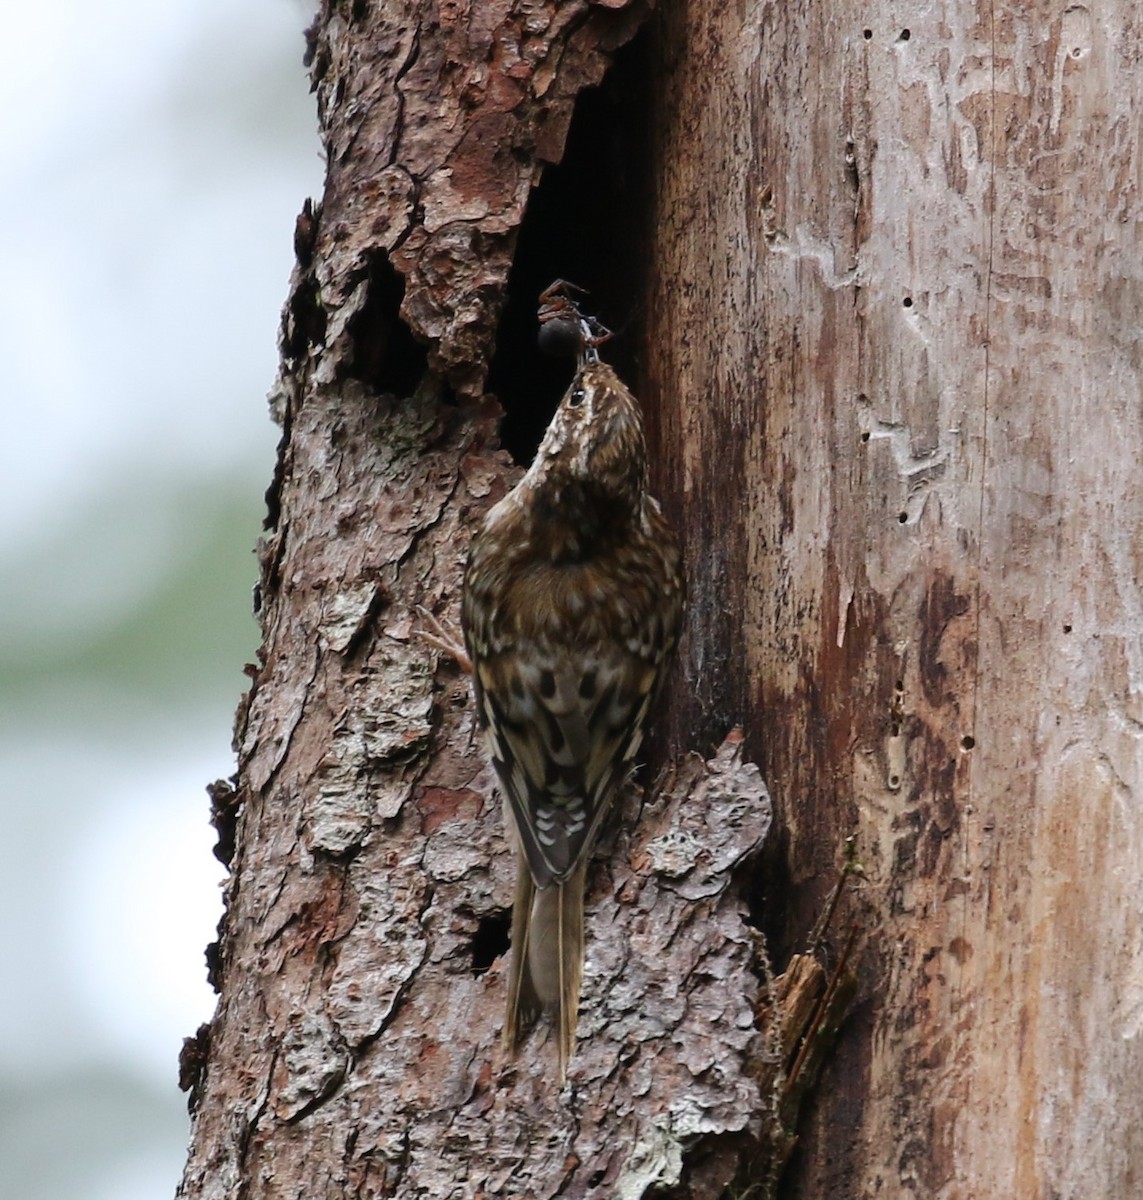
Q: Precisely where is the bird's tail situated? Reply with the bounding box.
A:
[503,856,587,1077]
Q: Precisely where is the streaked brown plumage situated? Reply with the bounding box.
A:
[462,356,683,1075]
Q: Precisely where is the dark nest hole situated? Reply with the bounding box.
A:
[487,29,653,466]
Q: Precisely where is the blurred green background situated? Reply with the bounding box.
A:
[0,1,321,1196]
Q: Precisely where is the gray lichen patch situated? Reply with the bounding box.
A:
[274,1009,349,1123]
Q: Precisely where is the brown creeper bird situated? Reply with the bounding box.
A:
[462,292,683,1075]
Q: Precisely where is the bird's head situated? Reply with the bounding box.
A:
[525,360,648,515]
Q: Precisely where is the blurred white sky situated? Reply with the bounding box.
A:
[0,1,322,1197]
[0,0,318,550]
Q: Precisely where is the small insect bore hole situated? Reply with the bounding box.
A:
[898,28,911,41]
[961,735,976,750]
[861,430,871,443]
[898,511,909,524]
[863,28,873,40]
[903,295,914,308]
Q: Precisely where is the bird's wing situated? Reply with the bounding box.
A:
[474,642,659,886]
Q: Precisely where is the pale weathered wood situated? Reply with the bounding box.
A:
[644,1,1143,1195]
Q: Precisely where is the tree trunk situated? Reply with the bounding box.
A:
[643,1,1143,1196]
[180,1,1143,1197]
[180,4,784,1199]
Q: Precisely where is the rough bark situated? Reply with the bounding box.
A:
[644,1,1143,1196]
[179,4,797,1199]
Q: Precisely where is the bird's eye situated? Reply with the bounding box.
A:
[568,386,586,408]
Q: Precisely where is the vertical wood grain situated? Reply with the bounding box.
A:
[645,1,1143,1193]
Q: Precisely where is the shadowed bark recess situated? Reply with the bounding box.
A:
[295,0,651,399]
[178,4,802,1198]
